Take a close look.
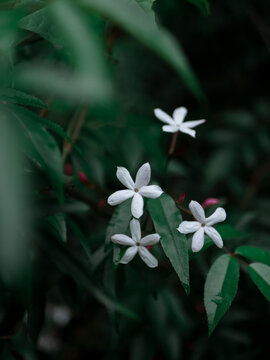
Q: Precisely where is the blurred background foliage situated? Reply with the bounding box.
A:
[0,0,270,358]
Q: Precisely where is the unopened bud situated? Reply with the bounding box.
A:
[201,198,219,208]
[65,163,73,176]
[78,171,88,184]
[177,191,185,203]
[98,199,106,209]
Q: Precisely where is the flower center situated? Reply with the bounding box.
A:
[134,188,139,193]
[201,223,205,227]
[136,242,140,246]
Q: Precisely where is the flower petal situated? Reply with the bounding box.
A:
[188,200,206,223]
[205,207,227,226]
[162,125,178,133]
[111,234,135,246]
[138,247,158,268]
[141,233,160,246]
[116,167,135,190]
[205,226,223,248]
[130,218,141,242]
[120,246,138,264]
[177,221,201,234]
[131,193,144,218]
[179,125,196,138]
[191,228,205,252]
[183,119,206,128]
[107,190,134,206]
[135,162,151,188]
[173,107,187,125]
[139,185,163,199]
[154,108,174,125]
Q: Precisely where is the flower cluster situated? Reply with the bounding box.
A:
[107,106,227,268]
[108,162,163,267]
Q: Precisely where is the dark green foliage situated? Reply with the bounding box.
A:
[204,255,239,334]
[148,194,189,293]
[0,0,270,358]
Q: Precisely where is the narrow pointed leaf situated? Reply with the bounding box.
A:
[81,0,203,99]
[38,234,139,320]
[204,254,239,334]
[0,88,47,108]
[43,213,67,243]
[236,246,270,266]
[105,198,132,249]
[5,105,64,202]
[248,263,270,301]
[147,194,189,293]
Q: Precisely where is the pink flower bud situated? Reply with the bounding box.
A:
[145,245,153,251]
[98,199,106,209]
[201,198,219,208]
[177,191,185,203]
[65,163,73,176]
[78,171,88,184]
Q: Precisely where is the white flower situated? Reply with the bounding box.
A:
[111,218,160,268]
[107,162,163,218]
[154,107,206,138]
[177,200,226,252]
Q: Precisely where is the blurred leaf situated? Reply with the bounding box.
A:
[236,246,270,266]
[136,0,156,21]
[0,110,31,304]
[5,104,64,202]
[248,263,270,301]
[205,148,234,187]
[105,198,132,249]
[7,104,73,143]
[147,290,181,360]
[19,6,64,45]
[148,194,190,293]
[43,213,67,243]
[17,0,112,103]
[81,0,203,98]
[38,233,139,320]
[204,254,239,334]
[67,216,91,259]
[0,88,47,108]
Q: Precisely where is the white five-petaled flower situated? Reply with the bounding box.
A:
[107,162,163,219]
[154,107,206,138]
[177,200,226,252]
[112,218,160,268]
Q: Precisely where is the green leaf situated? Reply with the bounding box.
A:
[248,263,270,301]
[17,1,112,103]
[5,105,64,202]
[19,7,64,46]
[204,254,239,334]
[67,216,91,259]
[147,194,189,293]
[136,0,156,21]
[81,0,203,99]
[38,233,139,320]
[7,104,73,143]
[43,213,67,243]
[105,199,133,249]
[0,110,31,304]
[235,246,270,266]
[0,88,47,108]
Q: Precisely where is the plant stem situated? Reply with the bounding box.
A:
[164,131,179,172]
[223,246,249,266]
